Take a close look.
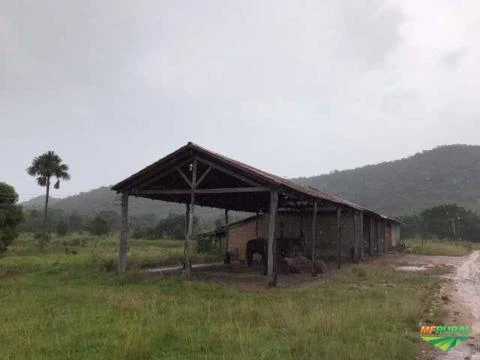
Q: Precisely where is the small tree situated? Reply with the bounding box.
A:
[26,151,70,251]
[0,183,23,253]
[421,204,480,242]
[87,216,110,236]
[159,214,199,240]
[68,212,84,233]
[56,220,69,236]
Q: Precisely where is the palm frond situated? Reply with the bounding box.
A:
[36,177,47,186]
[27,151,71,186]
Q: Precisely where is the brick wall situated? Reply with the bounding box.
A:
[228,211,358,262]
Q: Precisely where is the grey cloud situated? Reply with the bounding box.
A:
[440,46,470,69]
[0,0,478,199]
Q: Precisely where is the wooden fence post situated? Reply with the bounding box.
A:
[118,193,129,273]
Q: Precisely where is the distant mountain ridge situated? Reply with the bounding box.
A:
[22,186,204,217]
[21,186,227,225]
[295,144,480,215]
[21,144,480,218]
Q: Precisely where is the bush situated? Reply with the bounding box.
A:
[400,204,480,242]
[0,183,23,252]
[56,220,69,236]
[131,227,148,239]
[62,236,87,247]
[87,216,110,236]
[34,232,51,245]
[196,233,220,254]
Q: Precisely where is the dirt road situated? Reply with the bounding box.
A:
[436,251,480,360]
[399,251,480,359]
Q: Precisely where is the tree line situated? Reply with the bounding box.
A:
[18,208,201,239]
[399,204,480,242]
[0,150,209,253]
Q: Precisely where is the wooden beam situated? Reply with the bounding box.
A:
[133,158,192,190]
[177,167,192,189]
[184,160,197,281]
[224,209,230,264]
[117,193,129,273]
[267,190,278,287]
[197,187,268,194]
[195,156,262,187]
[277,206,339,212]
[196,166,212,187]
[311,201,318,276]
[134,187,269,195]
[337,208,342,269]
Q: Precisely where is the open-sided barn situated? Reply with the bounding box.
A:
[112,142,400,286]
[211,210,400,265]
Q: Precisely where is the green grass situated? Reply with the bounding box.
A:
[403,238,480,256]
[0,233,445,359]
[1,233,220,276]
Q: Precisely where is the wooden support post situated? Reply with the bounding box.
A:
[255,211,259,239]
[353,212,358,263]
[358,212,364,261]
[311,201,318,276]
[384,223,387,253]
[184,203,190,268]
[378,220,385,255]
[267,190,278,287]
[224,209,230,264]
[369,217,375,256]
[300,211,305,252]
[375,221,380,256]
[118,193,129,273]
[184,160,197,281]
[337,208,342,269]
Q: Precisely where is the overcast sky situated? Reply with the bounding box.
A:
[1,0,479,201]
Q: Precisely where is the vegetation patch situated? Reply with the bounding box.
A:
[404,238,480,257]
[0,235,445,360]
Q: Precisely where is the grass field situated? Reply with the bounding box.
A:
[0,234,445,359]
[403,238,480,256]
[2,233,220,274]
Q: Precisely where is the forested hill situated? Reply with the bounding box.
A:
[21,187,223,220]
[295,145,480,216]
[22,144,480,218]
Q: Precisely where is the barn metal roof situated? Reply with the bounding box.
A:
[112,142,399,222]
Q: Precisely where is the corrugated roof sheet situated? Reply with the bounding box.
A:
[189,142,365,210]
[112,142,399,222]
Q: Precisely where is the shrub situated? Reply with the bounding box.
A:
[87,216,110,236]
[0,183,23,252]
[56,220,69,236]
[34,232,51,245]
[196,233,220,254]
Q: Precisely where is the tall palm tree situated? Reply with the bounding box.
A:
[27,151,70,251]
